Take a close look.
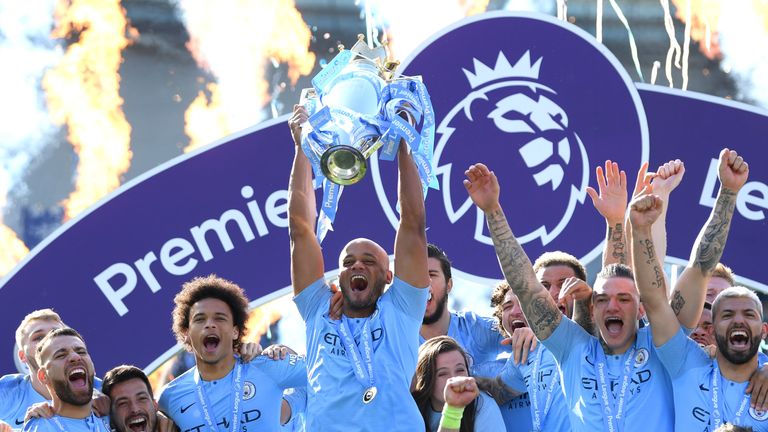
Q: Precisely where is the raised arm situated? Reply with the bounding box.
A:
[393,139,429,288]
[624,162,654,267]
[287,105,324,294]
[671,149,748,329]
[587,160,629,267]
[630,194,679,347]
[647,159,685,270]
[464,163,562,340]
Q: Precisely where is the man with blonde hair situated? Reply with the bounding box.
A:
[1,310,65,428]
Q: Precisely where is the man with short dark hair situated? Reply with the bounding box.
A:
[158,275,306,432]
[420,243,503,365]
[102,365,161,432]
[22,328,109,432]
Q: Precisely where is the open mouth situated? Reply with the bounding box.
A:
[510,320,527,331]
[203,335,220,353]
[67,367,88,390]
[350,275,368,292]
[691,334,709,346]
[127,416,148,432]
[729,329,750,349]
[604,317,624,335]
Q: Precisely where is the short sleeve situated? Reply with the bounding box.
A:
[293,278,331,321]
[382,277,429,321]
[258,355,308,389]
[656,327,710,378]
[473,393,506,430]
[499,358,527,393]
[541,317,593,365]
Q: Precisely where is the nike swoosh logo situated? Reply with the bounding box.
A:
[15,419,24,425]
[180,403,195,413]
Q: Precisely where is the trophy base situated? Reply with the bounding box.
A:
[321,146,367,186]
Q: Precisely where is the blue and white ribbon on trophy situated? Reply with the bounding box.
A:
[300,43,437,242]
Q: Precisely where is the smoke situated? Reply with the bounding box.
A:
[0,0,61,204]
[718,2,768,107]
[0,0,61,275]
[363,0,491,60]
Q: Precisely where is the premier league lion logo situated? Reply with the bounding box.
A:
[370,13,647,279]
[434,50,588,246]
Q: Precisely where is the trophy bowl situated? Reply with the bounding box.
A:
[320,145,367,185]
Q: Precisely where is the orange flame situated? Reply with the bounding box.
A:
[671,0,723,59]
[0,175,29,277]
[180,0,315,153]
[43,0,134,220]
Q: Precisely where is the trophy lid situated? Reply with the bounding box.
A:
[349,35,387,64]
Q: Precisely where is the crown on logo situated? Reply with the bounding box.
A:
[462,51,542,89]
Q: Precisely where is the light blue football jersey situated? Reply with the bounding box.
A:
[281,386,306,432]
[22,413,109,432]
[500,343,570,431]
[658,328,768,431]
[1,374,103,430]
[426,393,505,432]
[158,355,306,432]
[542,317,674,432]
[472,354,533,432]
[419,311,504,365]
[294,277,429,432]
[1,374,47,430]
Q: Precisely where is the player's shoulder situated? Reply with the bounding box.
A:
[21,416,53,432]
[0,373,27,387]
[247,354,304,375]
[158,367,196,402]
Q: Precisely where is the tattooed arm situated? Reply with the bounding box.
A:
[464,163,562,340]
[475,376,522,405]
[586,160,629,267]
[630,194,680,346]
[647,159,685,287]
[671,149,749,329]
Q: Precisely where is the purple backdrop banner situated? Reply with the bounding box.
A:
[1,12,766,374]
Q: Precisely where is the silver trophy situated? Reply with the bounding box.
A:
[301,36,402,185]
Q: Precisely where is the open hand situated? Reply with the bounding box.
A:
[464,163,500,213]
[586,160,627,222]
[501,326,537,365]
[329,282,343,320]
[288,105,308,147]
[239,342,263,362]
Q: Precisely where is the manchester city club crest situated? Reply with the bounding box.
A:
[750,406,768,421]
[634,348,649,368]
[243,381,256,400]
[370,12,648,280]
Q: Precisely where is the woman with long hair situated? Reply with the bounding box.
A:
[412,336,504,431]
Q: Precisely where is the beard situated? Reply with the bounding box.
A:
[52,376,93,406]
[422,291,448,325]
[715,331,762,365]
[343,277,386,311]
